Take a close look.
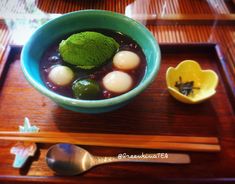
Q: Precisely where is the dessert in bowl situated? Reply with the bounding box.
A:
[21,10,161,113]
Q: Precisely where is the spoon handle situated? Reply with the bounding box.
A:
[93,153,190,165]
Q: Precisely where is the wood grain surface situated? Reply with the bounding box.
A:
[0,0,235,183]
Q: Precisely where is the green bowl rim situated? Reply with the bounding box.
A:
[21,10,161,108]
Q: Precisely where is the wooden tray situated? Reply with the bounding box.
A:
[0,44,234,183]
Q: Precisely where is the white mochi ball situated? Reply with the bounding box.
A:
[102,71,133,93]
[48,65,74,86]
[113,51,140,70]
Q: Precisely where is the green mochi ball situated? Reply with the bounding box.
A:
[72,79,101,100]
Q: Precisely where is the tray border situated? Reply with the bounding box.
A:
[0,43,235,183]
[1,175,235,184]
[0,45,22,90]
[224,0,235,13]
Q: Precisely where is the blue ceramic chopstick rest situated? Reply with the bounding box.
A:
[10,117,39,168]
[19,117,40,132]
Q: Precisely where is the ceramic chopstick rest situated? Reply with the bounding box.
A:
[10,142,37,168]
[10,117,39,168]
[19,117,40,132]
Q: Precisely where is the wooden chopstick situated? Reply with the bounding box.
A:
[0,136,221,152]
[0,131,219,144]
[0,135,220,152]
[0,131,220,152]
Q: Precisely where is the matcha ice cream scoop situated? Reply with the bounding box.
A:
[59,31,119,69]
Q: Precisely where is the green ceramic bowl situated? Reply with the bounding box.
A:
[21,10,161,113]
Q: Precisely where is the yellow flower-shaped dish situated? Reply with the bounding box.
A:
[166,60,219,104]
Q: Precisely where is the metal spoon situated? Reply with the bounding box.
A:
[46,143,190,176]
